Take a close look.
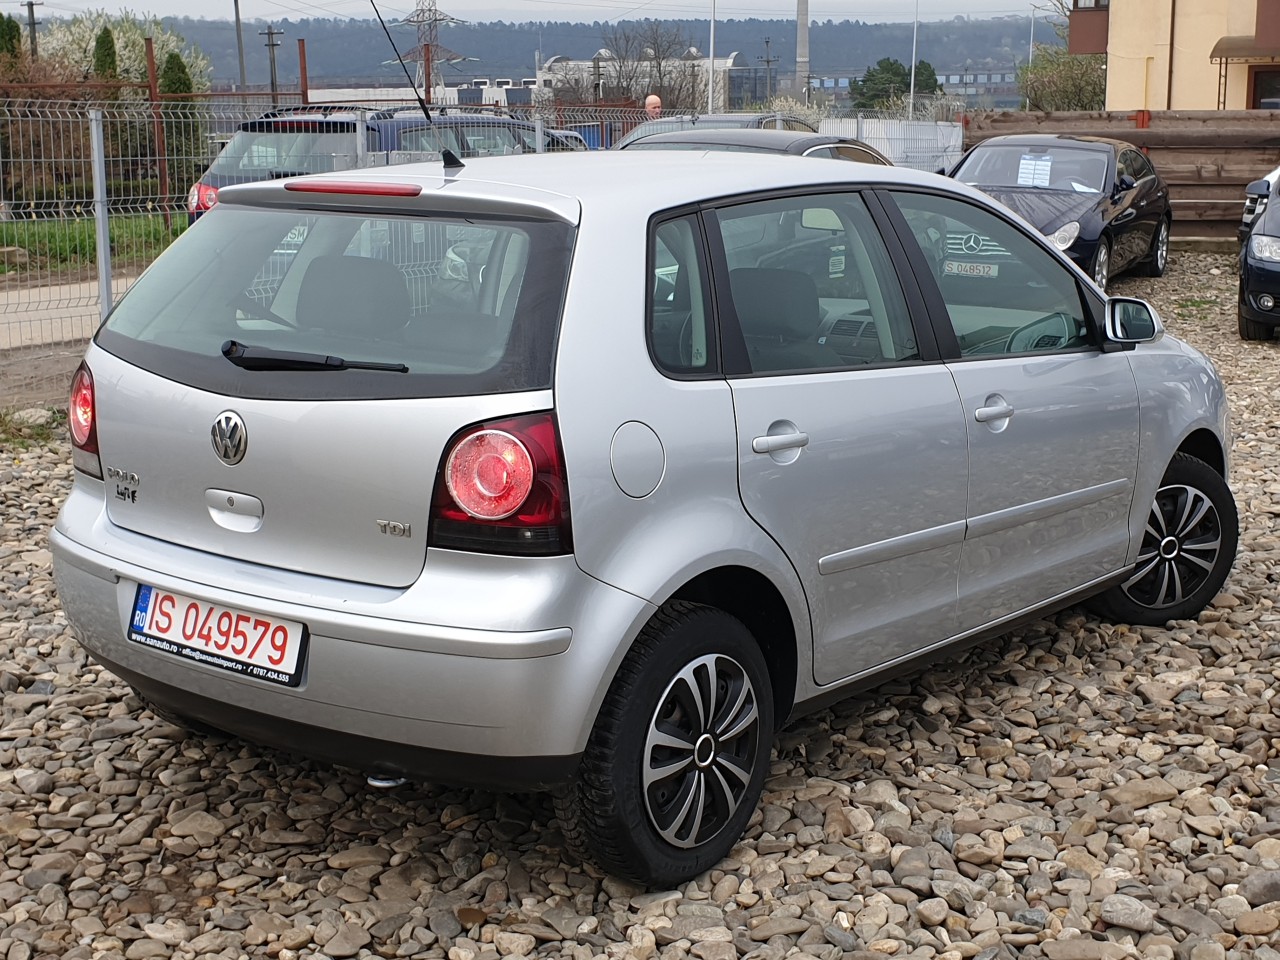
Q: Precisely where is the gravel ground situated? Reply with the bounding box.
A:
[4,251,1280,960]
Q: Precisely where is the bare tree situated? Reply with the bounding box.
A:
[1018,0,1105,111]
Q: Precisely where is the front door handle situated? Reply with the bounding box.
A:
[975,402,1015,423]
[752,432,810,454]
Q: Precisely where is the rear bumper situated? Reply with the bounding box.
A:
[100,652,580,789]
[52,483,656,790]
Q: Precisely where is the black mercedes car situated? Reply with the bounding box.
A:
[948,134,1171,290]
[1238,183,1280,339]
[618,128,891,165]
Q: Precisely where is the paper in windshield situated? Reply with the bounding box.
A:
[1017,154,1052,188]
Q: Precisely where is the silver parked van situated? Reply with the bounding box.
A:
[53,152,1237,885]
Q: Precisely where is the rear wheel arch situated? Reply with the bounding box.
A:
[667,565,800,729]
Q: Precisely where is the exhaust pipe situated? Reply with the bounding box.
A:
[366,775,408,789]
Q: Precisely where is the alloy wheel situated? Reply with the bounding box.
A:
[643,653,761,849]
[1093,242,1110,290]
[1121,483,1224,610]
[1154,221,1169,272]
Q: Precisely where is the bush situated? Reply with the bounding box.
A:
[0,215,187,266]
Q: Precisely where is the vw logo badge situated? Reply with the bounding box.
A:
[960,233,984,254]
[211,412,247,465]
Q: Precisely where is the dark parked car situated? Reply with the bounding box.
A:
[614,112,817,150]
[948,134,1172,290]
[619,127,891,165]
[1237,182,1280,339]
[188,109,583,219]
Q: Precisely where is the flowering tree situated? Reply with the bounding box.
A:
[41,10,209,92]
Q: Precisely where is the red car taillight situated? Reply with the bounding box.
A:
[69,363,102,479]
[429,412,571,555]
[187,183,218,214]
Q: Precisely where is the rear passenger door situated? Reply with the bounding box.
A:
[708,190,969,686]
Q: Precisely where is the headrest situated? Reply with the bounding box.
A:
[296,255,410,339]
[730,268,820,341]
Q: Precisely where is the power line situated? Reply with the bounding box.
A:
[17,0,40,58]
[260,22,282,104]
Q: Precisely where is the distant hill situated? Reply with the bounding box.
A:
[156,15,1061,89]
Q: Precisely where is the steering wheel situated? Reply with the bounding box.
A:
[1006,312,1076,354]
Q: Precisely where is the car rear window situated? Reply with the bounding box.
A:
[96,204,574,401]
[209,126,361,177]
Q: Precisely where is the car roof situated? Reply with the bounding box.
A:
[626,127,888,156]
[220,150,975,225]
[974,134,1129,153]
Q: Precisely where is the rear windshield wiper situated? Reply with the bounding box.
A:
[221,340,408,372]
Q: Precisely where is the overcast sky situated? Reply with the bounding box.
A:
[43,0,1039,26]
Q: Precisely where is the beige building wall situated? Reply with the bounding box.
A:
[1104,0,1255,109]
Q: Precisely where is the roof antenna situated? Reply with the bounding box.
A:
[370,0,464,170]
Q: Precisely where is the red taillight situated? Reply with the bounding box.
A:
[446,430,535,520]
[430,412,571,555]
[69,363,103,479]
[188,183,218,214]
[70,364,96,450]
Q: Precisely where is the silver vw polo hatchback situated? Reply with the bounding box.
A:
[53,151,1237,886]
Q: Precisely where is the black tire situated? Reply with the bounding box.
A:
[555,601,773,887]
[1239,312,1274,341]
[1139,217,1170,277]
[1089,453,1238,625]
[1090,236,1111,291]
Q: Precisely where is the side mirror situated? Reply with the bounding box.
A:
[1106,297,1163,345]
[1115,173,1137,195]
[1246,178,1272,197]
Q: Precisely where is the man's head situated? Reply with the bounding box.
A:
[644,94,662,119]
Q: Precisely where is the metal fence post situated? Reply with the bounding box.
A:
[535,116,545,153]
[90,109,112,321]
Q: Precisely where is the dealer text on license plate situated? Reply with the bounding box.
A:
[944,260,998,278]
[129,585,307,687]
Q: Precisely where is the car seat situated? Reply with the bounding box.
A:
[730,267,841,372]
[296,255,411,340]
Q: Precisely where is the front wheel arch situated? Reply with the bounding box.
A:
[1088,452,1238,625]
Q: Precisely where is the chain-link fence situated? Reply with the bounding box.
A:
[0,96,962,408]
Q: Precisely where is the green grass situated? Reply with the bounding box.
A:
[0,407,65,448]
[1176,297,1217,311]
[0,215,188,270]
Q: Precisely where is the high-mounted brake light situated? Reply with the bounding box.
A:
[69,363,102,479]
[430,412,571,556]
[283,181,423,197]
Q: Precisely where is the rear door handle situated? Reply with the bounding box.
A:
[975,402,1014,423]
[752,432,810,454]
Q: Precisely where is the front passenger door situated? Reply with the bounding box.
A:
[887,190,1140,632]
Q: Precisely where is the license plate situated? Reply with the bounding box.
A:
[944,260,998,278]
[128,585,308,687]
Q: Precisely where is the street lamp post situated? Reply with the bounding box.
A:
[907,0,919,118]
[707,0,716,113]
[1025,9,1035,109]
[233,0,247,89]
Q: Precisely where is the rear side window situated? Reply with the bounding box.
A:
[648,216,714,376]
[712,193,919,374]
[97,205,574,400]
